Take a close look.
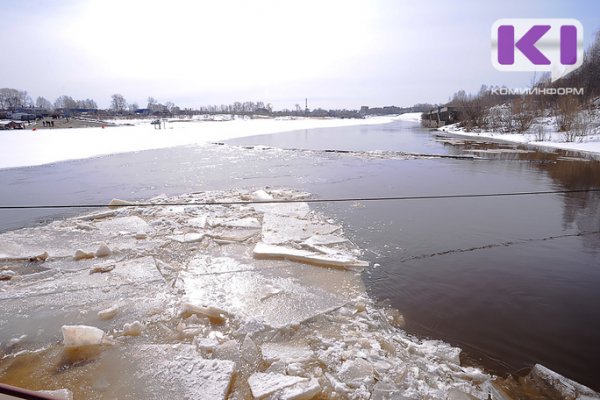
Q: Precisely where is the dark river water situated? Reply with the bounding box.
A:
[1,120,600,390]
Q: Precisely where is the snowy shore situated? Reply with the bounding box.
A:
[0,116,396,170]
[438,123,600,155]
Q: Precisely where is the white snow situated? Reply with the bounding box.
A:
[438,122,600,155]
[0,116,395,169]
[396,112,423,123]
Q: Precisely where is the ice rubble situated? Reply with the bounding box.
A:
[1,188,598,399]
[62,325,106,347]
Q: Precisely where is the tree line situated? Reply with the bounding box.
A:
[432,30,600,141]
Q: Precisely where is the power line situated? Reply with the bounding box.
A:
[0,188,599,210]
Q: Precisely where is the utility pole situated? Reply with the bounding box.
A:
[305,98,308,115]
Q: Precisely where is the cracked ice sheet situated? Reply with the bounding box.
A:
[0,257,172,348]
[260,213,341,245]
[127,344,235,400]
[180,255,364,328]
[0,216,155,259]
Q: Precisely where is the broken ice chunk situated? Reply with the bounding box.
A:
[167,232,206,243]
[73,249,95,261]
[252,190,273,201]
[240,335,261,370]
[29,251,49,262]
[90,263,115,274]
[337,358,375,389]
[261,343,313,364]
[7,334,27,348]
[180,303,228,324]
[98,305,119,320]
[188,215,208,229]
[214,339,241,363]
[107,198,134,209]
[210,217,261,229]
[122,321,144,336]
[62,325,106,347]
[36,389,73,400]
[247,373,308,399]
[0,270,16,281]
[95,243,112,257]
[279,378,321,400]
[253,242,368,270]
[527,364,600,399]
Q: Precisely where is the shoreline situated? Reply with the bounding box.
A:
[0,116,398,170]
[436,123,600,157]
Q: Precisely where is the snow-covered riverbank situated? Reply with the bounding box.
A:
[438,123,600,155]
[0,116,396,170]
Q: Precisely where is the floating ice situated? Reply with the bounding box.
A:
[247,372,308,398]
[279,378,321,400]
[0,270,16,280]
[73,249,95,261]
[129,344,235,400]
[528,364,600,399]
[337,358,375,389]
[253,242,368,270]
[122,321,144,336]
[36,389,73,400]
[188,215,208,229]
[95,243,112,257]
[98,305,119,320]
[89,263,115,274]
[210,217,261,229]
[107,198,134,209]
[261,343,313,364]
[61,325,106,347]
[167,232,206,243]
[180,303,228,324]
[252,190,273,201]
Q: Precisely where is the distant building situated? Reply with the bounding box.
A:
[255,107,271,116]
[9,112,36,121]
[421,107,458,127]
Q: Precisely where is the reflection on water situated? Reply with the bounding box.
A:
[1,120,600,390]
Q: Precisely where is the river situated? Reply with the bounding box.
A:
[1,119,599,390]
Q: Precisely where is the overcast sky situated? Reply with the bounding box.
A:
[2,0,599,110]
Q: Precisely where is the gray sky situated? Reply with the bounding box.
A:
[2,0,599,110]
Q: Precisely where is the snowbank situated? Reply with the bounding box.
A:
[396,112,422,123]
[438,124,600,155]
[0,116,395,170]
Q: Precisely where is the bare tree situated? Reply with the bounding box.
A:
[54,95,77,109]
[36,96,53,110]
[511,97,535,133]
[128,102,139,112]
[0,88,31,110]
[110,94,127,113]
[555,95,579,131]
